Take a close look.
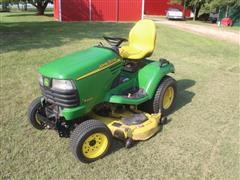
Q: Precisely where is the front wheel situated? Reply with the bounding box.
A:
[70,119,112,163]
[28,97,45,130]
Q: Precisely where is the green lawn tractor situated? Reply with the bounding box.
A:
[28,20,177,163]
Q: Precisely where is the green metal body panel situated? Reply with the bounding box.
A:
[38,47,119,80]
[138,61,175,97]
[107,60,174,105]
[38,47,174,120]
[60,105,86,120]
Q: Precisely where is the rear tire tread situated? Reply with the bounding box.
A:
[139,75,177,116]
[153,76,177,115]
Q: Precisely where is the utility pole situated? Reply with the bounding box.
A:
[225,5,229,17]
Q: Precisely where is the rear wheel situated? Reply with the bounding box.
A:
[153,76,177,115]
[70,119,112,163]
[28,97,45,130]
[140,76,177,116]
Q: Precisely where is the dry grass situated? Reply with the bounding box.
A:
[0,12,239,179]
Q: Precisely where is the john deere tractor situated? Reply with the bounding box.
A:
[28,20,177,163]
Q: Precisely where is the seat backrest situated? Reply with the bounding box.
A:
[129,19,156,55]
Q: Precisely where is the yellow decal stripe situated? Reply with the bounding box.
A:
[76,59,121,80]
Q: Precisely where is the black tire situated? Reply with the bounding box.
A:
[70,119,112,163]
[28,97,45,130]
[140,76,177,116]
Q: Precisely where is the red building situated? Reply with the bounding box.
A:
[54,0,144,21]
[53,0,190,22]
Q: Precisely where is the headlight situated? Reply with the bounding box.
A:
[38,74,43,86]
[52,79,75,91]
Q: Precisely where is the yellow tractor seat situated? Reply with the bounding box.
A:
[119,19,156,60]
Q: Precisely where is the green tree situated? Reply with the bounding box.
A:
[0,0,10,11]
[171,0,207,20]
[1,0,52,14]
[208,0,240,9]
[203,0,239,18]
[27,0,52,15]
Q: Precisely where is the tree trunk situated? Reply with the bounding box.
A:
[193,6,197,21]
[36,6,45,15]
[29,1,49,15]
[183,0,186,19]
[195,5,201,19]
[24,2,27,11]
[193,3,201,21]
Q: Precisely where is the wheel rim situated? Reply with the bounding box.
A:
[163,86,174,109]
[35,107,44,126]
[82,133,108,159]
[35,113,42,125]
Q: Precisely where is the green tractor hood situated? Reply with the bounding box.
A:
[38,47,119,80]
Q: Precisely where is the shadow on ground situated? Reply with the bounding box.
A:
[173,79,196,113]
[109,79,196,155]
[110,115,173,155]
[6,13,54,17]
[0,20,133,53]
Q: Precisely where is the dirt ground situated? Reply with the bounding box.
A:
[150,18,239,45]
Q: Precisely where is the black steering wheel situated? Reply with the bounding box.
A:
[103,36,127,48]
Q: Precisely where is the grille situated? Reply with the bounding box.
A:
[40,85,79,108]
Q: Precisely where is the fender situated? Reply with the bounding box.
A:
[138,60,175,99]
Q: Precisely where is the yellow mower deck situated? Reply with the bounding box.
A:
[91,109,161,141]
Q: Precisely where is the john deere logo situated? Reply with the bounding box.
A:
[44,78,50,87]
